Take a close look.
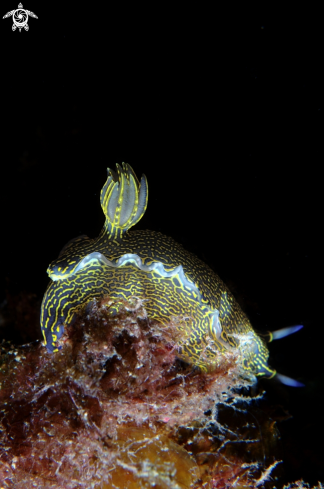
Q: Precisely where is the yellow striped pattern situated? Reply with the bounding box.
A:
[41,163,275,378]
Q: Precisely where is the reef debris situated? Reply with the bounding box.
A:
[1,296,286,488]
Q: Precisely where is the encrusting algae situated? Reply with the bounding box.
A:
[1,296,285,488]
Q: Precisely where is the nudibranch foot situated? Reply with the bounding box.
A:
[42,320,65,353]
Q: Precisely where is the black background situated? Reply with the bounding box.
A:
[0,4,323,486]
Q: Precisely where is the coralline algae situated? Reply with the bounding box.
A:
[0,296,297,488]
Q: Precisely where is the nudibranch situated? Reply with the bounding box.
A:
[41,163,303,385]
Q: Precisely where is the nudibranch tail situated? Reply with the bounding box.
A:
[100,162,148,240]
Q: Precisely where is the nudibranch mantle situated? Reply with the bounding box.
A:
[41,162,302,382]
[41,251,235,371]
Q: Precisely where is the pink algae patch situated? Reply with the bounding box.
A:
[0,296,281,488]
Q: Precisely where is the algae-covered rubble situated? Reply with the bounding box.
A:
[0,296,303,488]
